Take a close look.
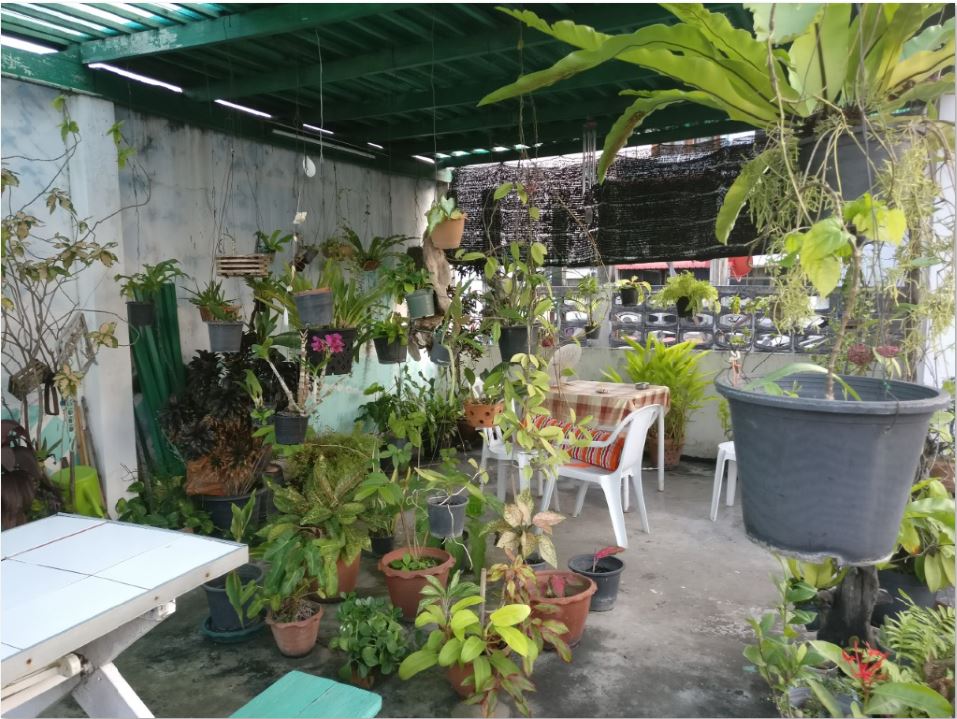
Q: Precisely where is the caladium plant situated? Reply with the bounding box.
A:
[591,545,626,573]
[487,490,564,567]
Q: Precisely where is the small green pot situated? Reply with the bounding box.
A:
[406,288,436,319]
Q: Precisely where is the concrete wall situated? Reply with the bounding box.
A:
[1,77,435,512]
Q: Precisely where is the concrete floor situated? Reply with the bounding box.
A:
[44,460,779,718]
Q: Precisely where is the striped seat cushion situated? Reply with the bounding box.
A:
[532,415,625,471]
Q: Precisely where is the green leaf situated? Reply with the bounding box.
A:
[747,3,823,44]
[843,194,906,245]
[460,635,486,664]
[490,604,531,628]
[450,608,480,640]
[438,637,462,667]
[473,655,492,692]
[494,625,530,657]
[716,150,773,244]
[806,679,846,718]
[493,183,515,201]
[868,681,954,718]
[450,596,485,614]
[398,649,438,679]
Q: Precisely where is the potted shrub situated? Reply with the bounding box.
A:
[652,272,718,320]
[234,530,326,657]
[566,275,609,339]
[489,489,565,571]
[115,472,213,535]
[372,313,409,365]
[567,546,626,612]
[115,259,186,327]
[270,432,376,598]
[187,280,239,322]
[425,194,467,250]
[379,546,456,622]
[339,226,407,272]
[382,255,436,320]
[482,3,954,565]
[206,498,265,639]
[616,276,652,307]
[416,458,486,540]
[606,336,714,469]
[330,594,410,688]
[531,571,597,648]
[783,558,846,632]
[462,367,506,430]
[254,229,293,256]
[356,466,407,557]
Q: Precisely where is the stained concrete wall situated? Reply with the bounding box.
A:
[2,77,436,513]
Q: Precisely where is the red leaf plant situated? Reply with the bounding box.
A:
[592,546,625,573]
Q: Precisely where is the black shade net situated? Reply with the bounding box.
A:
[449,136,761,267]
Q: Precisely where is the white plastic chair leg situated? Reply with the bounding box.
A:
[726,460,737,506]
[600,478,629,548]
[573,483,589,517]
[656,408,665,492]
[496,459,507,502]
[710,447,726,521]
[540,473,557,514]
[517,457,531,494]
[630,470,651,534]
[622,471,631,512]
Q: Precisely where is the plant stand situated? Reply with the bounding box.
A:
[816,565,880,648]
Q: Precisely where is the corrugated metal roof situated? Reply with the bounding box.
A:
[1,3,755,173]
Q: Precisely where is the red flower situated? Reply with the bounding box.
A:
[875,345,899,359]
[847,343,872,367]
[842,641,888,691]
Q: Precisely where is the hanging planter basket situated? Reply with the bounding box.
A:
[373,337,407,364]
[463,400,503,429]
[126,300,155,327]
[307,328,357,375]
[274,412,308,445]
[406,289,436,319]
[207,321,244,353]
[215,254,270,278]
[427,493,468,538]
[798,127,907,203]
[716,373,948,564]
[293,289,333,327]
[498,325,538,362]
[429,215,467,250]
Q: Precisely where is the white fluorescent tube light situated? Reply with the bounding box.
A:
[214,99,272,118]
[303,123,334,136]
[89,63,183,93]
[271,129,376,160]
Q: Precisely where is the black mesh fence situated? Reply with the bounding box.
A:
[449,136,761,266]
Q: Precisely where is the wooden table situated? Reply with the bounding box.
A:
[2,514,247,718]
[543,380,671,491]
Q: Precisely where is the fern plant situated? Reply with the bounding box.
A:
[606,336,714,448]
[882,596,955,691]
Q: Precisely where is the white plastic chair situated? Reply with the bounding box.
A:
[479,427,556,508]
[709,440,737,521]
[540,404,662,548]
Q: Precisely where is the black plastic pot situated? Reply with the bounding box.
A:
[373,336,407,364]
[568,554,625,612]
[126,300,155,327]
[675,297,692,319]
[307,328,357,375]
[294,289,333,327]
[795,599,822,632]
[274,411,308,445]
[799,127,905,203]
[203,563,264,632]
[370,534,395,557]
[871,569,937,626]
[427,494,468,538]
[430,342,451,365]
[525,554,549,573]
[406,288,436,319]
[716,374,948,564]
[199,489,265,536]
[583,324,601,340]
[498,325,538,362]
[619,287,639,306]
[207,321,243,353]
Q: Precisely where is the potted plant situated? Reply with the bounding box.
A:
[307,261,381,374]
[606,336,714,469]
[187,280,239,322]
[616,276,652,307]
[338,226,407,272]
[290,271,333,328]
[783,558,846,632]
[566,275,608,339]
[567,546,626,612]
[372,312,409,365]
[247,334,321,446]
[489,489,565,571]
[462,367,506,430]
[330,594,410,688]
[416,456,487,540]
[205,498,265,639]
[270,432,376,598]
[425,194,467,250]
[115,472,213,535]
[652,272,718,320]
[115,259,186,327]
[530,571,597,648]
[379,546,455,621]
[254,229,293,256]
[382,255,435,320]
[481,3,954,565]
[356,466,406,557]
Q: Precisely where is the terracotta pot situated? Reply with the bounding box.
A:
[336,554,361,596]
[531,570,597,648]
[378,547,455,621]
[350,669,376,689]
[447,662,474,698]
[266,602,323,657]
[464,401,503,429]
[646,431,682,470]
[931,458,955,494]
[430,215,466,250]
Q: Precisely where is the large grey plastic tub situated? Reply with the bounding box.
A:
[716,373,948,564]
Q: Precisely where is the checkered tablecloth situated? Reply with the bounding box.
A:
[543,380,670,428]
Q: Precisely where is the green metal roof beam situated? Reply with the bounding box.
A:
[78,3,415,64]
[186,4,677,102]
[316,62,653,124]
[437,118,752,169]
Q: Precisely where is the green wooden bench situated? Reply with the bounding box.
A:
[231,671,382,718]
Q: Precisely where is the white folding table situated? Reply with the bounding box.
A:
[1,514,247,718]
